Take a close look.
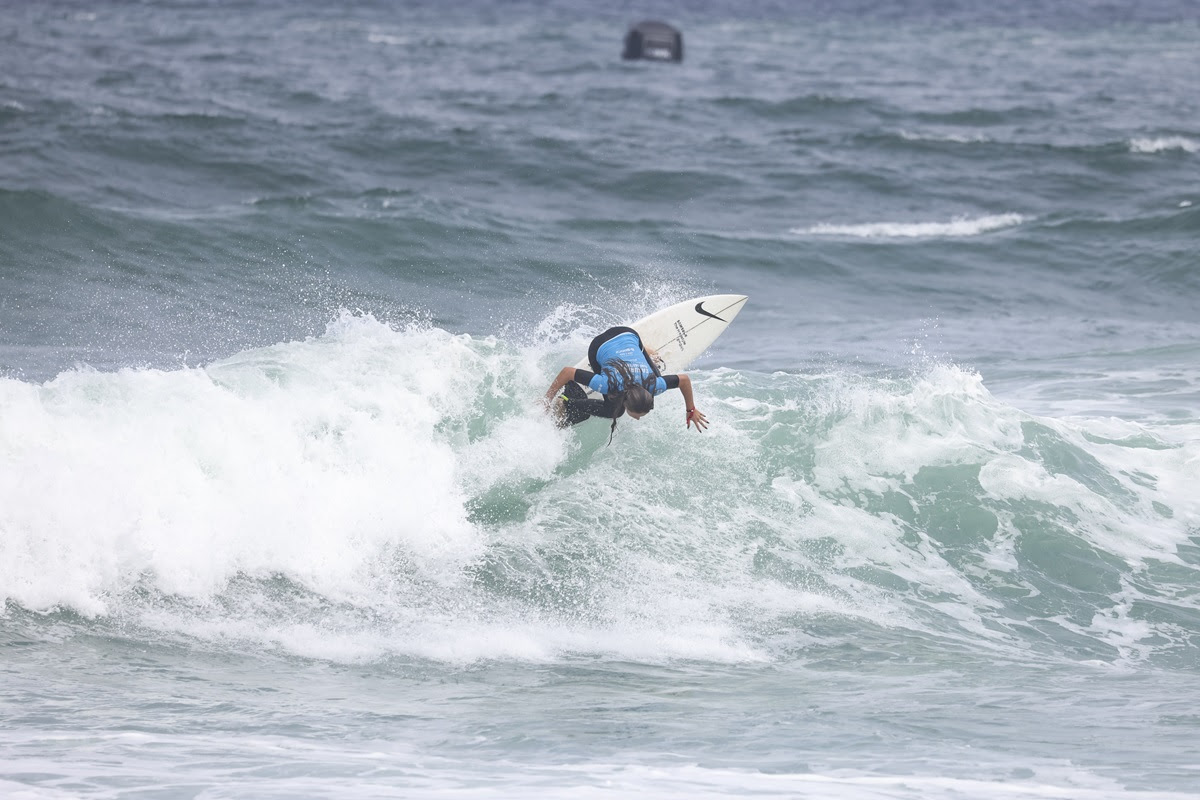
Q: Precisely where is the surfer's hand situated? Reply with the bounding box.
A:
[545,367,576,406]
[686,408,708,432]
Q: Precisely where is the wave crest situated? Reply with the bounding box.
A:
[793,213,1026,239]
[1129,137,1198,154]
[4,322,1197,667]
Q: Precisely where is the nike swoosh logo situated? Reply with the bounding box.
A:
[695,302,726,322]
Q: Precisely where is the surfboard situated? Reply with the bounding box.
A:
[554,294,748,424]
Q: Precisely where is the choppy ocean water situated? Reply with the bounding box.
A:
[3,1,1199,798]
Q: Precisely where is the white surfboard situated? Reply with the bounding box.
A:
[572,293,748,398]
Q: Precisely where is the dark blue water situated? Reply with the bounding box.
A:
[3,2,1199,798]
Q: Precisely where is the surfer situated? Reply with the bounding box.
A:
[544,326,709,439]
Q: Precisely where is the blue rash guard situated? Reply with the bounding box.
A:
[586,331,670,395]
[556,327,681,425]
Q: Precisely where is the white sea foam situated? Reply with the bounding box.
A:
[763,362,1200,659]
[0,779,77,800]
[0,311,765,665]
[794,213,1026,238]
[0,313,541,615]
[9,737,1191,800]
[898,129,990,144]
[366,31,410,47]
[519,763,1198,800]
[4,321,1197,667]
[1129,137,1198,154]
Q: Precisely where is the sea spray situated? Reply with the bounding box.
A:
[7,317,1195,672]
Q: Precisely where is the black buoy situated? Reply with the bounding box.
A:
[622,20,683,63]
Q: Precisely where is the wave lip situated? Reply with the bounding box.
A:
[1129,136,1198,154]
[897,129,991,145]
[793,213,1026,239]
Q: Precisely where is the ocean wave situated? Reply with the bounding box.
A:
[1129,137,1198,154]
[3,314,1197,667]
[897,129,992,145]
[793,213,1026,239]
[712,94,875,120]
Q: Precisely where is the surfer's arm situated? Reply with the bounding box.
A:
[544,367,592,404]
[675,374,709,432]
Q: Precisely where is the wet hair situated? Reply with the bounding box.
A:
[602,360,656,445]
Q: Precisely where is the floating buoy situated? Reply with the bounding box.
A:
[622,20,683,63]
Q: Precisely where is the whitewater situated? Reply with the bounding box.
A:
[6,309,1199,668]
[5,311,1200,798]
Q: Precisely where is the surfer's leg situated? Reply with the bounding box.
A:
[556,381,626,427]
[556,382,610,427]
